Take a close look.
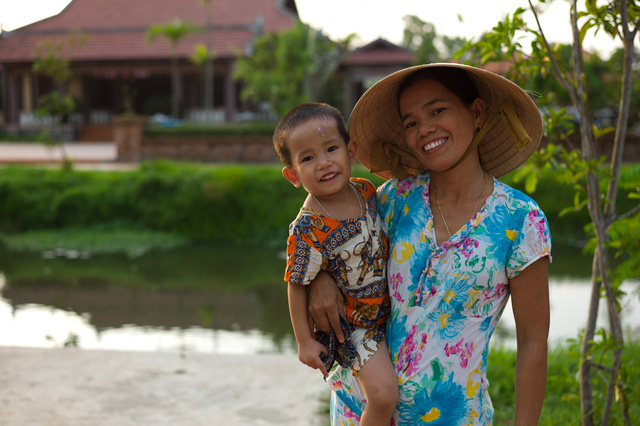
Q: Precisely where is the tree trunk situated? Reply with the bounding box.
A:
[600,3,636,423]
[596,241,623,425]
[204,1,214,111]
[568,3,600,425]
[526,1,636,423]
[580,254,601,425]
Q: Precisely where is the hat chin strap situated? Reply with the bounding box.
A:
[369,99,532,179]
[369,141,419,179]
[446,99,532,173]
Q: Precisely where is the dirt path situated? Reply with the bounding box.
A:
[0,347,329,425]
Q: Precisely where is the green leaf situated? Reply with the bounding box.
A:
[525,171,539,194]
[481,52,495,64]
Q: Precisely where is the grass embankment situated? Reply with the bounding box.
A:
[489,342,640,425]
[0,161,305,254]
[2,160,638,254]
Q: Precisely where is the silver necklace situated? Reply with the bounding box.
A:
[312,183,362,219]
[434,173,487,239]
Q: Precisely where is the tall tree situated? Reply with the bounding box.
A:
[457,2,640,424]
[401,15,466,64]
[200,0,215,112]
[233,21,353,118]
[147,19,200,118]
[32,31,88,168]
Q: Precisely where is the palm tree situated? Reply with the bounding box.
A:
[147,19,200,118]
[200,0,215,113]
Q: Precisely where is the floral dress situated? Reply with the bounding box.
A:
[328,172,552,425]
[285,177,390,373]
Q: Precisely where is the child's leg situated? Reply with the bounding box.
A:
[356,339,398,426]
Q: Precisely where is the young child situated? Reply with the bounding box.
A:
[273,102,398,425]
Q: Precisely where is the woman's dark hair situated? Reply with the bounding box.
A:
[397,67,480,108]
[273,102,350,168]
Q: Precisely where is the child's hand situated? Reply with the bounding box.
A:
[297,338,329,377]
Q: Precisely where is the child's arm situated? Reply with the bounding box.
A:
[288,282,330,377]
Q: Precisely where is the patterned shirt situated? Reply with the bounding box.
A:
[285,178,390,371]
[328,172,552,425]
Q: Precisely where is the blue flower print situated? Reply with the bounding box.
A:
[397,373,470,425]
[427,310,467,341]
[477,203,517,262]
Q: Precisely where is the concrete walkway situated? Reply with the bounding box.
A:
[0,142,121,167]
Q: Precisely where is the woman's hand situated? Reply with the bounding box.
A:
[296,337,330,377]
[307,271,346,342]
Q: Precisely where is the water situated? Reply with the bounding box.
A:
[0,244,638,354]
[499,277,640,348]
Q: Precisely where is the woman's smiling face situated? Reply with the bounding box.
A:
[398,77,485,173]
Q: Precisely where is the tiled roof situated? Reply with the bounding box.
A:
[0,0,298,62]
[345,38,414,66]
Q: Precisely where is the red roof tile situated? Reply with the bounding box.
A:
[345,38,414,66]
[0,0,298,62]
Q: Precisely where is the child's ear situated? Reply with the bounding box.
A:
[348,140,358,165]
[282,167,301,188]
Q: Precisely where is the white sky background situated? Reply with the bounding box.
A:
[0,0,622,57]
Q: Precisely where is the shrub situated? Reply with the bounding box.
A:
[0,162,636,249]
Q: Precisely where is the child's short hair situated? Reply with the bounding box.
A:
[273,102,350,168]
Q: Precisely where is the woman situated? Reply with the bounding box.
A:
[308,63,551,425]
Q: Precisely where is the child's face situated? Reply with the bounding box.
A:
[282,117,356,198]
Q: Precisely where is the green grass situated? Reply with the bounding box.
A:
[488,342,640,424]
[0,227,190,257]
[0,161,637,251]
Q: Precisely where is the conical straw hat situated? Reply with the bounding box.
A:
[350,63,543,179]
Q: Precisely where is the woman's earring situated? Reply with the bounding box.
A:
[477,126,481,133]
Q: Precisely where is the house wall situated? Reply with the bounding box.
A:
[119,133,640,165]
[114,119,278,163]
[112,116,640,165]
[138,135,278,163]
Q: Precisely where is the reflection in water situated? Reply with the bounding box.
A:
[0,244,296,355]
[498,278,640,349]
[0,244,638,354]
[0,295,295,354]
[0,281,296,355]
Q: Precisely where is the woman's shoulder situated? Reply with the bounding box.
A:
[378,173,429,200]
[494,179,544,212]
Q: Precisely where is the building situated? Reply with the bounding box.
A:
[0,0,298,133]
[0,0,416,148]
[341,38,415,115]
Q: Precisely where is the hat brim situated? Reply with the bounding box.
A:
[349,63,543,179]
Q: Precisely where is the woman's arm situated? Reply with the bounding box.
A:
[509,257,550,425]
[288,282,330,377]
[306,271,346,343]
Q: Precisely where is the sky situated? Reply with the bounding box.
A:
[0,0,622,56]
